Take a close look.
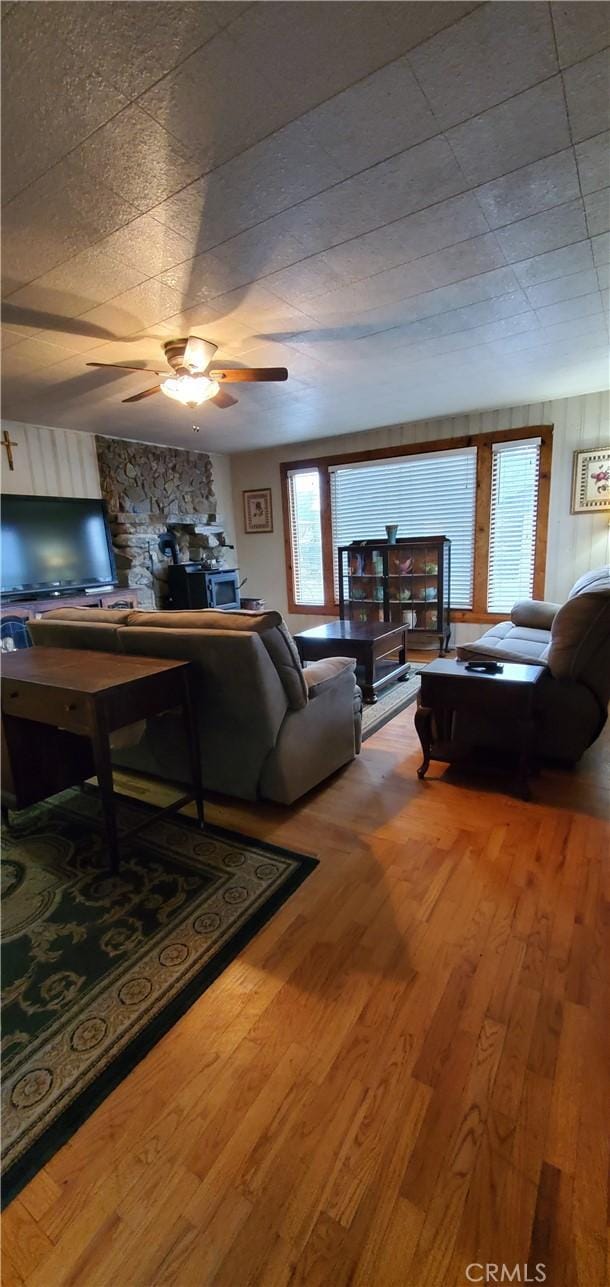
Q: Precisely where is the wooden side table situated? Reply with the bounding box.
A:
[415,658,546,799]
[1,647,205,870]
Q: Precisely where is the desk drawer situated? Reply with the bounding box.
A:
[1,681,92,732]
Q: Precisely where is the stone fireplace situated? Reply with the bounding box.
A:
[95,436,231,608]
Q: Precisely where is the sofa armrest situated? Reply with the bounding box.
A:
[304,656,356,698]
[511,599,561,630]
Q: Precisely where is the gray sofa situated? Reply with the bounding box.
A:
[454,566,610,762]
[28,607,362,804]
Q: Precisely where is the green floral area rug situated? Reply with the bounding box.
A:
[1,790,317,1206]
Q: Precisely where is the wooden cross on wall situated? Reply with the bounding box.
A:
[2,429,18,470]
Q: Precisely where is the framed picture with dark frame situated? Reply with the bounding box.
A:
[571,447,610,513]
[243,488,273,533]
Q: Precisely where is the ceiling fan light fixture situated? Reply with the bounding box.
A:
[160,374,220,409]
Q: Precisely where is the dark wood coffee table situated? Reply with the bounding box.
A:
[415,658,545,798]
[294,620,409,703]
[1,647,205,870]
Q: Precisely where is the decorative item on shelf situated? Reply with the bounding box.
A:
[243,488,273,533]
[399,555,413,575]
[373,583,384,603]
[424,560,438,574]
[402,608,416,628]
[424,585,437,601]
[399,586,411,602]
[349,551,363,575]
[385,524,399,544]
[424,608,438,629]
[571,446,610,513]
[371,551,384,575]
[351,580,366,601]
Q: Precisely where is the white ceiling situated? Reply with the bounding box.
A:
[1,1,609,454]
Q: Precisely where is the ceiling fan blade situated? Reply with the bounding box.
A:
[122,385,162,403]
[211,389,238,410]
[208,367,288,383]
[184,335,218,371]
[87,362,165,374]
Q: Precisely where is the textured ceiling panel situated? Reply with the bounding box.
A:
[563,48,610,143]
[446,78,571,186]
[0,4,128,202]
[575,131,610,196]
[494,199,588,263]
[74,105,202,212]
[409,2,557,128]
[525,269,602,310]
[551,1,610,68]
[1,157,139,292]
[585,188,610,239]
[55,1,227,99]
[1,1,608,452]
[301,56,438,173]
[474,151,580,229]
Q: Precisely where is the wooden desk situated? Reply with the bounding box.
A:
[1,647,204,870]
[295,620,409,704]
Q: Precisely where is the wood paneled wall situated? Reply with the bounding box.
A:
[231,391,610,632]
[1,421,101,498]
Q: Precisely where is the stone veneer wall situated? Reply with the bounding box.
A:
[95,435,228,607]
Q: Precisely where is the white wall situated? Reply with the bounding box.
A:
[231,391,610,635]
[0,419,238,561]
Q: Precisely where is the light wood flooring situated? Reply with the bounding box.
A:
[2,695,609,1287]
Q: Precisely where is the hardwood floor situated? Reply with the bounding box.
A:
[3,698,609,1287]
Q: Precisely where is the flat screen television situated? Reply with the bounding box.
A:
[1,494,117,601]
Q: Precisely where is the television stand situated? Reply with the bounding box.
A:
[0,589,140,645]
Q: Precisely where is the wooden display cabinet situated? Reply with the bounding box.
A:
[338,535,451,655]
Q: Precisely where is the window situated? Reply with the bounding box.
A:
[287,468,324,605]
[330,447,477,608]
[281,427,551,619]
[487,438,541,613]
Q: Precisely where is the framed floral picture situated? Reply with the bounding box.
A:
[243,488,273,533]
[571,447,610,513]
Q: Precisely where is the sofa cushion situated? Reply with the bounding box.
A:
[126,608,307,709]
[568,565,610,598]
[511,599,560,630]
[126,608,283,632]
[304,656,356,698]
[40,606,134,624]
[456,621,551,665]
[28,617,124,651]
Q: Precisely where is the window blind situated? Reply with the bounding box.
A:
[487,438,541,613]
[287,468,324,605]
[329,446,477,608]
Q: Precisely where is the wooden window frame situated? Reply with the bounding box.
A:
[281,425,553,620]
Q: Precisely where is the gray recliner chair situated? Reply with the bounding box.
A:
[28,607,362,804]
[454,567,610,762]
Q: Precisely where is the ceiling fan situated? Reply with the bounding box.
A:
[86,336,288,410]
